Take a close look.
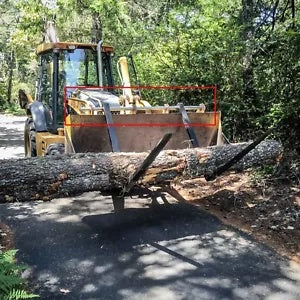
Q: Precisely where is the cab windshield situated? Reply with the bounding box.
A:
[59,48,98,86]
[38,47,114,128]
[57,48,114,124]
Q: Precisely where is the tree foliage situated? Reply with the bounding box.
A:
[0,0,299,151]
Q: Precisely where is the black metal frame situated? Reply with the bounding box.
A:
[111,133,173,211]
[52,51,59,132]
[178,103,199,147]
[103,102,120,152]
[34,52,56,133]
[104,52,114,87]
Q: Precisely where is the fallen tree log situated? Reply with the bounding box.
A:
[0,140,282,202]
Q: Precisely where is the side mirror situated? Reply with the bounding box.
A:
[18,89,33,109]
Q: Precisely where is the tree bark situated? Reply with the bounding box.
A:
[6,50,14,104]
[291,0,295,28]
[242,0,255,92]
[241,0,257,132]
[91,12,102,43]
[0,140,282,202]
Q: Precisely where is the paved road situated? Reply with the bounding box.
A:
[0,114,300,299]
[0,114,26,159]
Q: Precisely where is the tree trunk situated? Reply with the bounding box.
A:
[0,140,281,202]
[291,0,295,28]
[241,0,257,135]
[91,12,102,43]
[6,50,14,104]
[242,0,256,101]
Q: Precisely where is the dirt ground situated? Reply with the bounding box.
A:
[173,170,300,263]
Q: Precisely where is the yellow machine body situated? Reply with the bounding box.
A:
[35,132,65,156]
[21,41,223,156]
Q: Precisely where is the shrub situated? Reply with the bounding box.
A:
[0,250,38,300]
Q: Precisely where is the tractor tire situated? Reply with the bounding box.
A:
[24,119,37,157]
[45,143,65,156]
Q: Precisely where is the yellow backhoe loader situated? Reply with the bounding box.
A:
[19,25,223,156]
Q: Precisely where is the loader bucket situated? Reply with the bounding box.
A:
[65,112,223,153]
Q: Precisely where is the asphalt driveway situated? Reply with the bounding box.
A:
[0,113,26,159]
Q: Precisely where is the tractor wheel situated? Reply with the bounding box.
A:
[45,143,65,156]
[24,119,37,157]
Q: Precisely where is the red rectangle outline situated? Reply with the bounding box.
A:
[63,85,217,127]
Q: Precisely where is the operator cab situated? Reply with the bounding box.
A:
[35,42,115,132]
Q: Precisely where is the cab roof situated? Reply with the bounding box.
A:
[36,42,114,55]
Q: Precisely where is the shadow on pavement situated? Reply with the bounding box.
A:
[0,194,299,300]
